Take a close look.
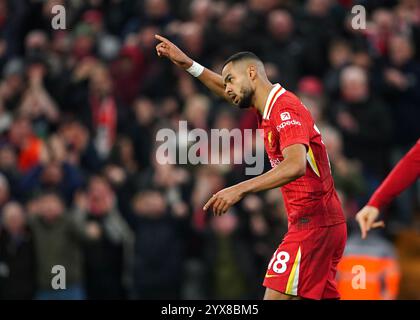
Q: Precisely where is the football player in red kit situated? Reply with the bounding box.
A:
[356,139,420,239]
[156,35,346,300]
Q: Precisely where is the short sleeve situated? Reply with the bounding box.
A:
[271,106,310,152]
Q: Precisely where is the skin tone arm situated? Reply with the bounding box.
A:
[156,34,307,216]
[204,144,307,215]
[157,36,346,300]
[155,34,228,100]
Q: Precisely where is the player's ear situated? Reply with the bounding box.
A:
[248,65,257,81]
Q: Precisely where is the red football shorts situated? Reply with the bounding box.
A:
[263,222,347,300]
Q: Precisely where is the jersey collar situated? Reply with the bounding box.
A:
[262,83,284,120]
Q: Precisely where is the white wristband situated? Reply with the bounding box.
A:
[186,61,204,77]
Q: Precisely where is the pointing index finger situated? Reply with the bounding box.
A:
[155,34,170,44]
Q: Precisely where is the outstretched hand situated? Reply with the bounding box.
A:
[155,34,193,70]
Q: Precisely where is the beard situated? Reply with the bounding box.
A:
[237,87,254,109]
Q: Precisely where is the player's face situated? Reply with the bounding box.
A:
[222,62,254,109]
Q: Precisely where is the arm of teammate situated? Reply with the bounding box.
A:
[155,34,228,100]
[356,139,420,239]
[203,144,307,216]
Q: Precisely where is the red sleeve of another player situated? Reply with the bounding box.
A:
[271,105,310,152]
[367,139,420,210]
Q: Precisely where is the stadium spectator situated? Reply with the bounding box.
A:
[381,34,420,148]
[321,125,367,216]
[19,135,84,205]
[28,192,87,300]
[0,58,25,112]
[241,191,288,298]
[111,44,145,107]
[8,116,44,173]
[297,0,338,76]
[366,9,395,58]
[297,76,327,126]
[262,9,303,91]
[76,176,134,300]
[57,119,103,174]
[0,202,36,299]
[128,97,157,170]
[331,65,393,185]
[18,57,59,138]
[324,39,352,99]
[130,189,188,299]
[203,210,258,299]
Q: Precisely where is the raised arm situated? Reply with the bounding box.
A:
[155,34,228,100]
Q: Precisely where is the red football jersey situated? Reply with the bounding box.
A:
[258,84,345,231]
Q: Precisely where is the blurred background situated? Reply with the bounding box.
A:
[0,0,419,300]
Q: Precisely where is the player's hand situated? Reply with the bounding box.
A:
[203,185,245,216]
[155,34,194,70]
[355,205,385,239]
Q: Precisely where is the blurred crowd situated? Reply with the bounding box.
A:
[0,0,419,299]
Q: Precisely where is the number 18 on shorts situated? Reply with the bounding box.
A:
[263,224,347,300]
